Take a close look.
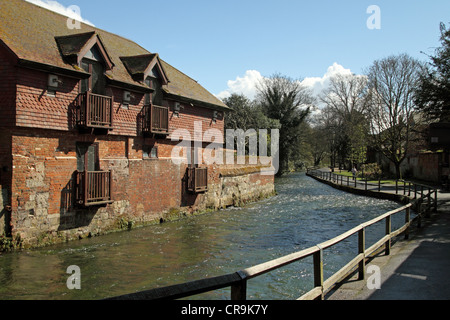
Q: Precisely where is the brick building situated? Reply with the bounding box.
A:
[0,0,275,248]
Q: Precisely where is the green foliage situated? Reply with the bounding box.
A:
[256,74,313,175]
[415,22,450,122]
[0,234,22,252]
[361,163,382,180]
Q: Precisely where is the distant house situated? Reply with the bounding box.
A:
[368,112,450,184]
[0,0,275,248]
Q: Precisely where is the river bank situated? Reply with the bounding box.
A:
[0,172,400,300]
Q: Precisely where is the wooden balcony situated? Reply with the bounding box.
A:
[187,167,208,193]
[76,91,113,130]
[142,104,169,135]
[76,171,113,207]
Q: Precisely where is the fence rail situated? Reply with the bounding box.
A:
[306,168,438,214]
[106,170,438,301]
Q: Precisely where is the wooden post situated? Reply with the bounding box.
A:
[403,181,406,195]
[385,216,391,255]
[378,178,381,192]
[358,228,365,280]
[434,189,438,213]
[418,199,422,228]
[426,189,431,218]
[395,180,398,194]
[365,179,368,191]
[347,176,349,186]
[83,171,88,206]
[405,207,410,240]
[313,247,324,300]
[231,280,247,300]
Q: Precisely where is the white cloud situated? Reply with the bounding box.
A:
[300,62,353,98]
[25,0,95,26]
[217,63,354,103]
[216,70,264,101]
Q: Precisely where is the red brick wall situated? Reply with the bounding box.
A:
[412,152,441,183]
[6,126,275,247]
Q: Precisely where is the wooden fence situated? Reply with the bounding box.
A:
[306,168,438,214]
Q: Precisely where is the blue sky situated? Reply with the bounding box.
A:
[25,0,450,100]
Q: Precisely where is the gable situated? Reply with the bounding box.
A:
[55,32,114,70]
[120,54,168,84]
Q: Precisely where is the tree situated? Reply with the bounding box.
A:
[320,74,371,169]
[366,53,423,179]
[223,93,256,131]
[222,93,280,157]
[256,74,314,176]
[415,22,450,122]
[305,121,329,167]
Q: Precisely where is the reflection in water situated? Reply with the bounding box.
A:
[0,173,401,300]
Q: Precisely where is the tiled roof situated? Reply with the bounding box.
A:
[0,0,229,110]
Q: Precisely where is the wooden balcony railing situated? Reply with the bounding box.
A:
[76,171,113,207]
[76,91,113,130]
[142,104,169,135]
[187,167,208,193]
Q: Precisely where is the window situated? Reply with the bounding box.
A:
[152,77,163,105]
[76,142,99,172]
[80,57,106,95]
[75,142,112,206]
[143,145,158,159]
[144,78,151,105]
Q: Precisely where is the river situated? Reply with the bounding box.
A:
[0,172,402,300]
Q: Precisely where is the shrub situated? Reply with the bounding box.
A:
[362,163,382,180]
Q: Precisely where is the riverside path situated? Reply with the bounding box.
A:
[308,168,450,300]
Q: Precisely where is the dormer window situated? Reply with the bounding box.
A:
[55,32,114,70]
[120,53,169,85]
[57,32,115,131]
[80,46,106,95]
[149,74,163,106]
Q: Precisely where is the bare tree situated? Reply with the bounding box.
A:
[319,74,370,169]
[366,53,423,179]
[320,73,369,118]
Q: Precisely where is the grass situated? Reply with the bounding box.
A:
[332,170,397,185]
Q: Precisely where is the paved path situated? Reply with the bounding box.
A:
[308,168,450,300]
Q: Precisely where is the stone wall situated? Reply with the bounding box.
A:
[7,128,275,249]
[0,185,9,237]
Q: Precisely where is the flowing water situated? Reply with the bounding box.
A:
[0,172,403,300]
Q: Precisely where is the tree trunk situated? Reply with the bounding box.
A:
[394,162,402,180]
